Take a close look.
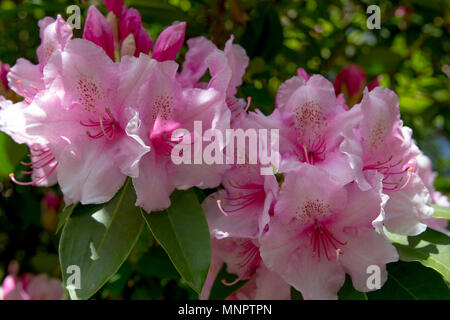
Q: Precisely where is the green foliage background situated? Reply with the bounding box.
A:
[0,0,448,299]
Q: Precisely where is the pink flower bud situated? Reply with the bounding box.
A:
[118,7,142,42]
[135,27,153,57]
[83,5,115,60]
[104,0,124,17]
[43,191,62,212]
[333,64,366,98]
[0,62,10,91]
[296,68,310,82]
[368,75,380,91]
[118,7,152,56]
[152,22,186,62]
[395,6,412,18]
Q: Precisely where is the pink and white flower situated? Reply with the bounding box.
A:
[341,87,434,235]
[260,163,398,299]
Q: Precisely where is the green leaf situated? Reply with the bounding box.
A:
[209,264,249,300]
[367,261,450,300]
[101,261,133,300]
[59,179,144,300]
[56,204,77,234]
[0,132,27,179]
[385,228,450,281]
[143,189,211,294]
[136,246,181,281]
[337,275,367,300]
[290,286,304,300]
[432,204,450,220]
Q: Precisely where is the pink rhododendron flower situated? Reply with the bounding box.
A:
[178,36,249,100]
[8,15,72,103]
[122,51,231,212]
[260,163,398,299]
[341,87,434,235]
[268,74,360,183]
[152,22,187,62]
[0,15,72,188]
[15,39,150,204]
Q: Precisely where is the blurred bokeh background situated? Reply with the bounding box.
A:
[0,0,449,299]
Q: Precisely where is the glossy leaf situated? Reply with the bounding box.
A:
[59,179,144,300]
[143,189,211,294]
[385,228,450,281]
[367,261,450,300]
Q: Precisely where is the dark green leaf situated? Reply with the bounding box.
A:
[209,264,248,300]
[367,261,450,300]
[337,275,367,300]
[56,204,77,234]
[59,179,144,300]
[290,286,304,300]
[137,246,180,281]
[143,189,211,294]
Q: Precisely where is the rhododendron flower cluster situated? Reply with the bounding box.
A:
[0,2,236,211]
[0,0,447,301]
[201,70,447,300]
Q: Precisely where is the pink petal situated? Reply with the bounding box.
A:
[152,22,186,62]
[36,15,73,70]
[114,108,151,178]
[339,227,398,292]
[383,173,434,235]
[358,87,401,158]
[224,36,249,97]
[133,152,174,213]
[177,37,217,88]
[7,58,44,100]
[56,136,127,205]
[296,68,310,82]
[275,76,305,109]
